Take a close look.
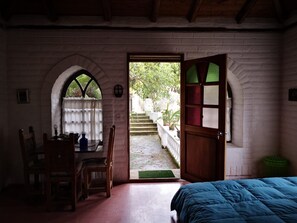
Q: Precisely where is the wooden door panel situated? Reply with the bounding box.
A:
[181,54,227,182]
[185,133,217,181]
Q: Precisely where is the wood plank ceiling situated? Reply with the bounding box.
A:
[0,0,297,29]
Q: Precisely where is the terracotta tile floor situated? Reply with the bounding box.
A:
[0,181,188,223]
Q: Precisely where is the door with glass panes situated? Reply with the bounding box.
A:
[181,54,226,182]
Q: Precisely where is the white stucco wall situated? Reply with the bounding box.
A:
[0,30,8,189]
[1,28,285,186]
[281,26,297,175]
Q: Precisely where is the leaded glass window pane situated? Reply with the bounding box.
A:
[204,85,219,105]
[186,65,199,84]
[62,71,103,140]
[186,107,201,126]
[66,80,82,97]
[206,63,219,82]
[187,86,202,105]
[203,108,218,128]
[77,74,91,89]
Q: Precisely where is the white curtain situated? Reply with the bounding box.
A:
[62,97,103,140]
[226,97,232,142]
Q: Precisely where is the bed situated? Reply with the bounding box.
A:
[171,177,297,223]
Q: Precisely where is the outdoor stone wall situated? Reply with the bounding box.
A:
[0,27,287,186]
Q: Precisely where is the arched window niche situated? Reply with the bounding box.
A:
[226,82,232,143]
[51,65,103,141]
[227,69,244,148]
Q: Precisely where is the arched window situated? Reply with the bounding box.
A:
[226,83,232,143]
[61,70,103,140]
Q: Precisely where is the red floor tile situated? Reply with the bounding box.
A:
[0,181,188,223]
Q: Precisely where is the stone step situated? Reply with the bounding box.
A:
[130,126,157,131]
[130,119,152,123]
[130,130,158,136]
[130,115,147,119]
[130,113,146,116]
[130,113,158,135]
[130,123,156,127]
[130,115,149,119]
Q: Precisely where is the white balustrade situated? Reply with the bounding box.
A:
[157,122,180,166]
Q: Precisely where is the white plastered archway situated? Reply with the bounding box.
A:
[40,54,114,152]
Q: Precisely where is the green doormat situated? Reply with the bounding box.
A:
[138,170,175,178]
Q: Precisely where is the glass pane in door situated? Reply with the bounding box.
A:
[187,86,202,105]
[186,65,199,83]
[186,107,201,126]
[203,85,219,105]
[206,63,219,82]
[202,108,218,128]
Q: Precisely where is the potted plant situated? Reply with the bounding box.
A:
[162,105,180,130]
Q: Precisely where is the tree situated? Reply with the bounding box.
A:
[129,62,180,111]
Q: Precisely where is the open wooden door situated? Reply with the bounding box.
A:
[181,54,227,182]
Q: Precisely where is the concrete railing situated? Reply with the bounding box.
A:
[157,122,180,166]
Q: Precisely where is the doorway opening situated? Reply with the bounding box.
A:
[128,54,183,180]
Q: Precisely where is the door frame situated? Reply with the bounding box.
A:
[127,53,184,181]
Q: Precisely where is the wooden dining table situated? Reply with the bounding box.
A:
[74,140,103,153]
[35,139,104,157]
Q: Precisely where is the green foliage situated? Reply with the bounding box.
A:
[65,74,102,99]
[129,62,180,109]
[162,104,180,130]
[66,80,82,97]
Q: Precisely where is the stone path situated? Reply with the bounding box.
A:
[130,135,179,170]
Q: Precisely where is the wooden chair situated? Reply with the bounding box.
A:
[83,125,115,198]
[18,126,45,193]
[43,134,83,211]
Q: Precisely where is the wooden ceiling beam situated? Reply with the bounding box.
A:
[235,0,257,24]
[273,0,284,22]
[0,0,15,21]
[187,0,203,23]
[150,0,161,23]
[43,0,58,22]
[101,0,112,21]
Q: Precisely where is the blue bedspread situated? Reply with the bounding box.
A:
[171,177,297,223]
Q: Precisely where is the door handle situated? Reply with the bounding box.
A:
[217,131,224,140]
